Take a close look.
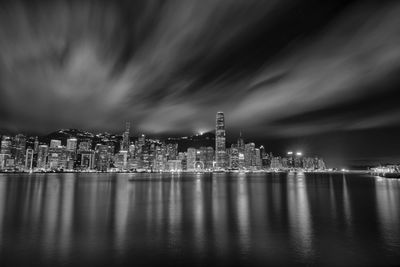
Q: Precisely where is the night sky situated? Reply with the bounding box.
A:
[1,0,400,167]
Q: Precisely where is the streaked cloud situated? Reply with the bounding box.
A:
[1,0,400,138]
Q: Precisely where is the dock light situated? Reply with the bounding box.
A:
[287,151,293,155]
[296,152,302,156]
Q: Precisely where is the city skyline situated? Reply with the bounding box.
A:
[1,1,400,168]
[0,111,328,172]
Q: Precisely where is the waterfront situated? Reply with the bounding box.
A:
[0,173,399,266]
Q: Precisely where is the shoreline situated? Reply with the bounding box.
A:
[0,170,371,175]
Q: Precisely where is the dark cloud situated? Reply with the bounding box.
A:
[1,0,400,149]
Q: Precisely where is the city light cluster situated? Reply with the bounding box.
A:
[0,113,326,173]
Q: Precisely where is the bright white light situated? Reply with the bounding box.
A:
[296,152,302,156]
[287,151,293,155]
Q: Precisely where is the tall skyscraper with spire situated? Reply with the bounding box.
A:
[215,111,226,169]
[121,122,130,151]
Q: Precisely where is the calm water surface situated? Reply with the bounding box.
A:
[0,173,399,266]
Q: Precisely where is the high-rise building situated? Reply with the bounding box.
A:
[115,150,128,170]
[121,122,130,151]
[229,147,239,169]
[0,138,12,155]
[14,134,26,168]
[78,140,92,152]
[0,154,9,170]
[50,139,62,148]
[37,145,49,169]
[237,131,245,153]
[270,157,282,169]
[25,148,34,171]
[66,138,78,152]
[166,143,178,160]
[205,146,214,170]
[215,111,226,169]
[95,144,111,172]
[33,136,39,153]
[244,142,255,168]
[255,148,262,169]
[167,160,182,172]
[48,146,67,170]
[187,148,197,171]
[80,152,94,170]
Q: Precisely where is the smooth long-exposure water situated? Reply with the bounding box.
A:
[0,172,399,266]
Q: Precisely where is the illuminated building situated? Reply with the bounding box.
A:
[237,131,244,153]
[0,138,12,155]
[128,144,136,158]
[48,146,67,170]
[215,111,226,169]
[80,152,94,170]
[244,142,256,169]
[14,134,26,168]
[270,157,282,169]
[24,148,34,171]
[302,157,314,170]
[37,145,48,169]
[115,150,128,170]
[255,148,262,169]
[95,144,111,171]
[287,151,294,168]
[138,134,146,149]
[0,154,9,170]
[198,146,207,164]
[121,122,130,151]
[229,147,239,169]
[78,141,92,152]
[50,139,62,148]
[166,143,178,160]
[187,147,196,171]
[66,138,78,152]
[153,145,166,172]
[33,136,39,153]
[167,160,182,171]
[205,146,214,170]
[318,158,326,170]
[281,157,288,168]
[294,151,303,168]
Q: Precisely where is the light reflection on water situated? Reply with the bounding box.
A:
[0,173,399,266]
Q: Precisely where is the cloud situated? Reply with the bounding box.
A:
[1,0,400,138]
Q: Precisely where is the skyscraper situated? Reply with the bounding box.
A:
[187,147,197,171]
[50,139,62,148]
[33,136,39,153]
[66,138,78,152]
[14,134,26,168]
[37,145,49,169]
[121,122,130,151]
[215,111,226,169]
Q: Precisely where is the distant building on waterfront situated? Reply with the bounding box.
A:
[0,137,12,155]
[66,138,78,152]
[121,122,130,151]
[37,145,49,169]
[50,139,62,148]
[187,147,197,171]
[215,111,226,169]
